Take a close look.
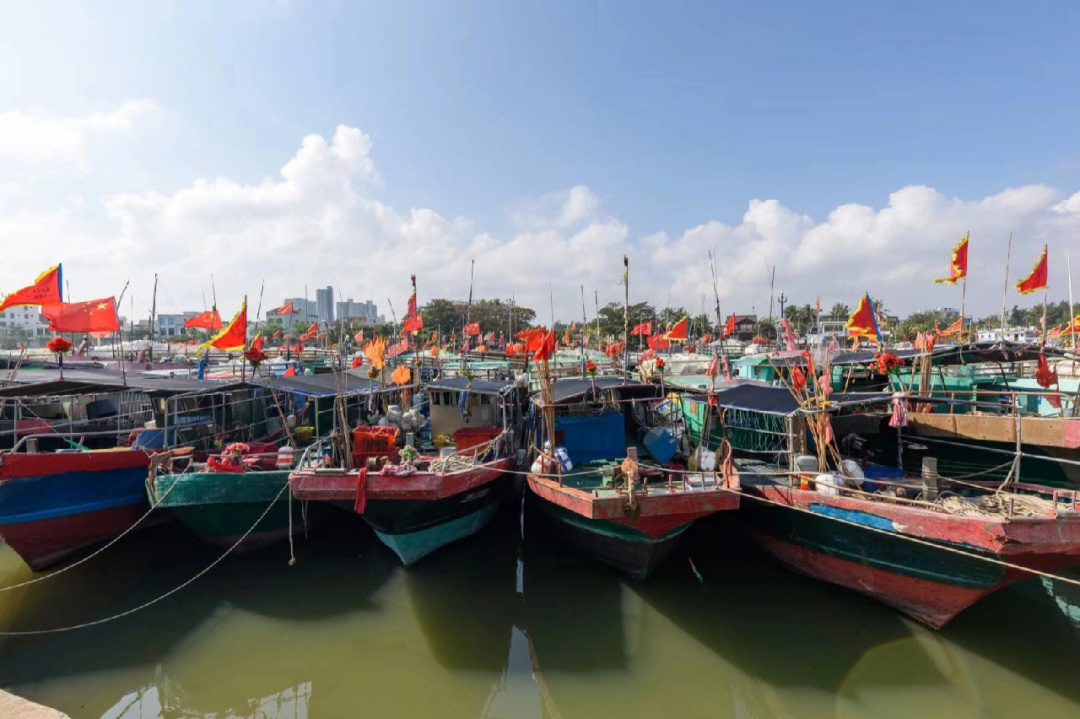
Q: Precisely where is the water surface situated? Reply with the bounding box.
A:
[2,509,1080,718]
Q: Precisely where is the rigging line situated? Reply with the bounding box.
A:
[0,451,180,593]
[0,478,290,635]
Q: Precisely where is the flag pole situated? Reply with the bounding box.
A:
[960,276,967,346]
[622,255,630,378]
[1042,285,1048,350]
[1000,232,1013,340]
[1069,252,1076,353]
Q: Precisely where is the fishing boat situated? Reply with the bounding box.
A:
[694,381,1080,628]
[525,376,739,578]
[290,375,529,565]
[0,369,219,569]
[146,374,377,551]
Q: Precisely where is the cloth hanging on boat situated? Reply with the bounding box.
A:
[354,466,369,514]
[888,393,909,428]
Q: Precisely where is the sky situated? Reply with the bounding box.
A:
[3,0,1080,323]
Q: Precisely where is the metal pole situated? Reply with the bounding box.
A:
[1001,232,1013,339]
[622,255,630,377]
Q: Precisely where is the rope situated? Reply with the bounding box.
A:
[0,476,289,635]
[0,450,176,593]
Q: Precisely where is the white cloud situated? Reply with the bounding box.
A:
[4,120,1080,324]
[0,99,157,169]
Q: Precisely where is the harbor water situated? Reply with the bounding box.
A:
[2,508,1080,719]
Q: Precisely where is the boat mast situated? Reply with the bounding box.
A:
[1069,253,1076,352]
[622,255,630,377]
[149,273,158,362]
[1000,232,1012,341]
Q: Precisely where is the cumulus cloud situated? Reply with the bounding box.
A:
[0,99,157,169]
[4,120,1080,323]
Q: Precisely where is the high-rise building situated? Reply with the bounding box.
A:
[280,298,317,322]
[315,286,334,322]
[336,299,380,324]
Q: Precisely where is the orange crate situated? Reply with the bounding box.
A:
[351,426,400,466]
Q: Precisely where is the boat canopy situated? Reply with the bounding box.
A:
[539,376,662,406]
[0,368,239,397]
[251,371,382,399]
[424,375,519,396]
[709,383,891,416]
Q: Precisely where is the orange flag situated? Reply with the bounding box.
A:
[1016,245,1048,294]
[533,329,556,361]
[934,233,969,284]
[41,297,120,333]
[203,298,247,350]
[0,265,62,314]
[668,316,688,340]
[364,337,387,370]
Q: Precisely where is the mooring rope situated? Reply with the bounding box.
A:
[0,476,289,635]
[0,451,179,593]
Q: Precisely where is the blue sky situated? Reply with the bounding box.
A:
[3,1,1080,319]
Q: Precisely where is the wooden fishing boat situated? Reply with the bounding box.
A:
[290,376,528,565]
[525,376,739,578]
[689,381,1080,628]
[0,369,221,569]
[147,374,376,551]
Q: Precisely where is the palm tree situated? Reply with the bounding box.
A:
[830,303,849,320]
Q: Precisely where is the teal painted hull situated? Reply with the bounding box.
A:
[372,502,500,567]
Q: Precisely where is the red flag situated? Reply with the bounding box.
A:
[700,333,713,344]
[402,277,423,333]
[354,329,364,344]
[845,294,880,342]
[203,299,247,350]
[388,339,409,357]
[934,233,969,285]
[936,317,963,337]
[273,330,281,339]
[249,334,264,352]
[815,297,822,313]
[647,333,670,351]
[351,355,363,369]
[184,309,224,330]
[284,365,297,377]
[0,265,61,314]
[518,327,546,351]
[533,330,556,361]
[464,322,481,336]
[562,328,571,347]
[723,314,736,338]
[630,321,652,336]
[668,317,688,340]
[271,301,297,315]
[604,340,626,357]
[41,297,120,333]
[1016,245,1048,294]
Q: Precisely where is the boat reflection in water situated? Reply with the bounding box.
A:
[6,500,1080,717]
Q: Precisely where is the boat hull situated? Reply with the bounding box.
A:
[526,474,738,579]
[0,449,152,570]
[736,483,1080,628]
[528,496,687,578]
[151,470,307,552]
[290,457,515,565]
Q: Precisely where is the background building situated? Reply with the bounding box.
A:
[336,299,381,325]
[315,286,334,322]
[0,307,49,342]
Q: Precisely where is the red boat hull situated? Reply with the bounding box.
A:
[0,504,147,571]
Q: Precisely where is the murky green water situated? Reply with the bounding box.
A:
[2,508,1080,719]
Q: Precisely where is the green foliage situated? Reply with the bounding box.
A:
[418,298,536,341]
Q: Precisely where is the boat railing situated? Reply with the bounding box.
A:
[6,427,148,453]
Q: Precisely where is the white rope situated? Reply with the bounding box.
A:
[0,476,289,635]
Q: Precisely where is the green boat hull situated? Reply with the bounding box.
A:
[151,470,310,551]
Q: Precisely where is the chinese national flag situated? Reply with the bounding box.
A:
[1016,245,1048,294]
[517,327,546,351]
[203,299,247,350]
[668,316,688,340]
[464,322,481,336]
[631,321,652,336]
[184,309,224,330]
[647,333,670,351]
[41,297,120,333]
[0,265,62,313]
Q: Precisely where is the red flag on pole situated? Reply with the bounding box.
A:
[533,330,556,361]
[202,299,248,350]
[934,233,970,285]
[184,309,224,330]
[41,297,120,333]
[402,275,423,333]
[1016,245,1048,294]
[668,317,688,340]
[630,321,652,336]
[464,322,481,336]
[723,313,736,338]
[0,265,62,313]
